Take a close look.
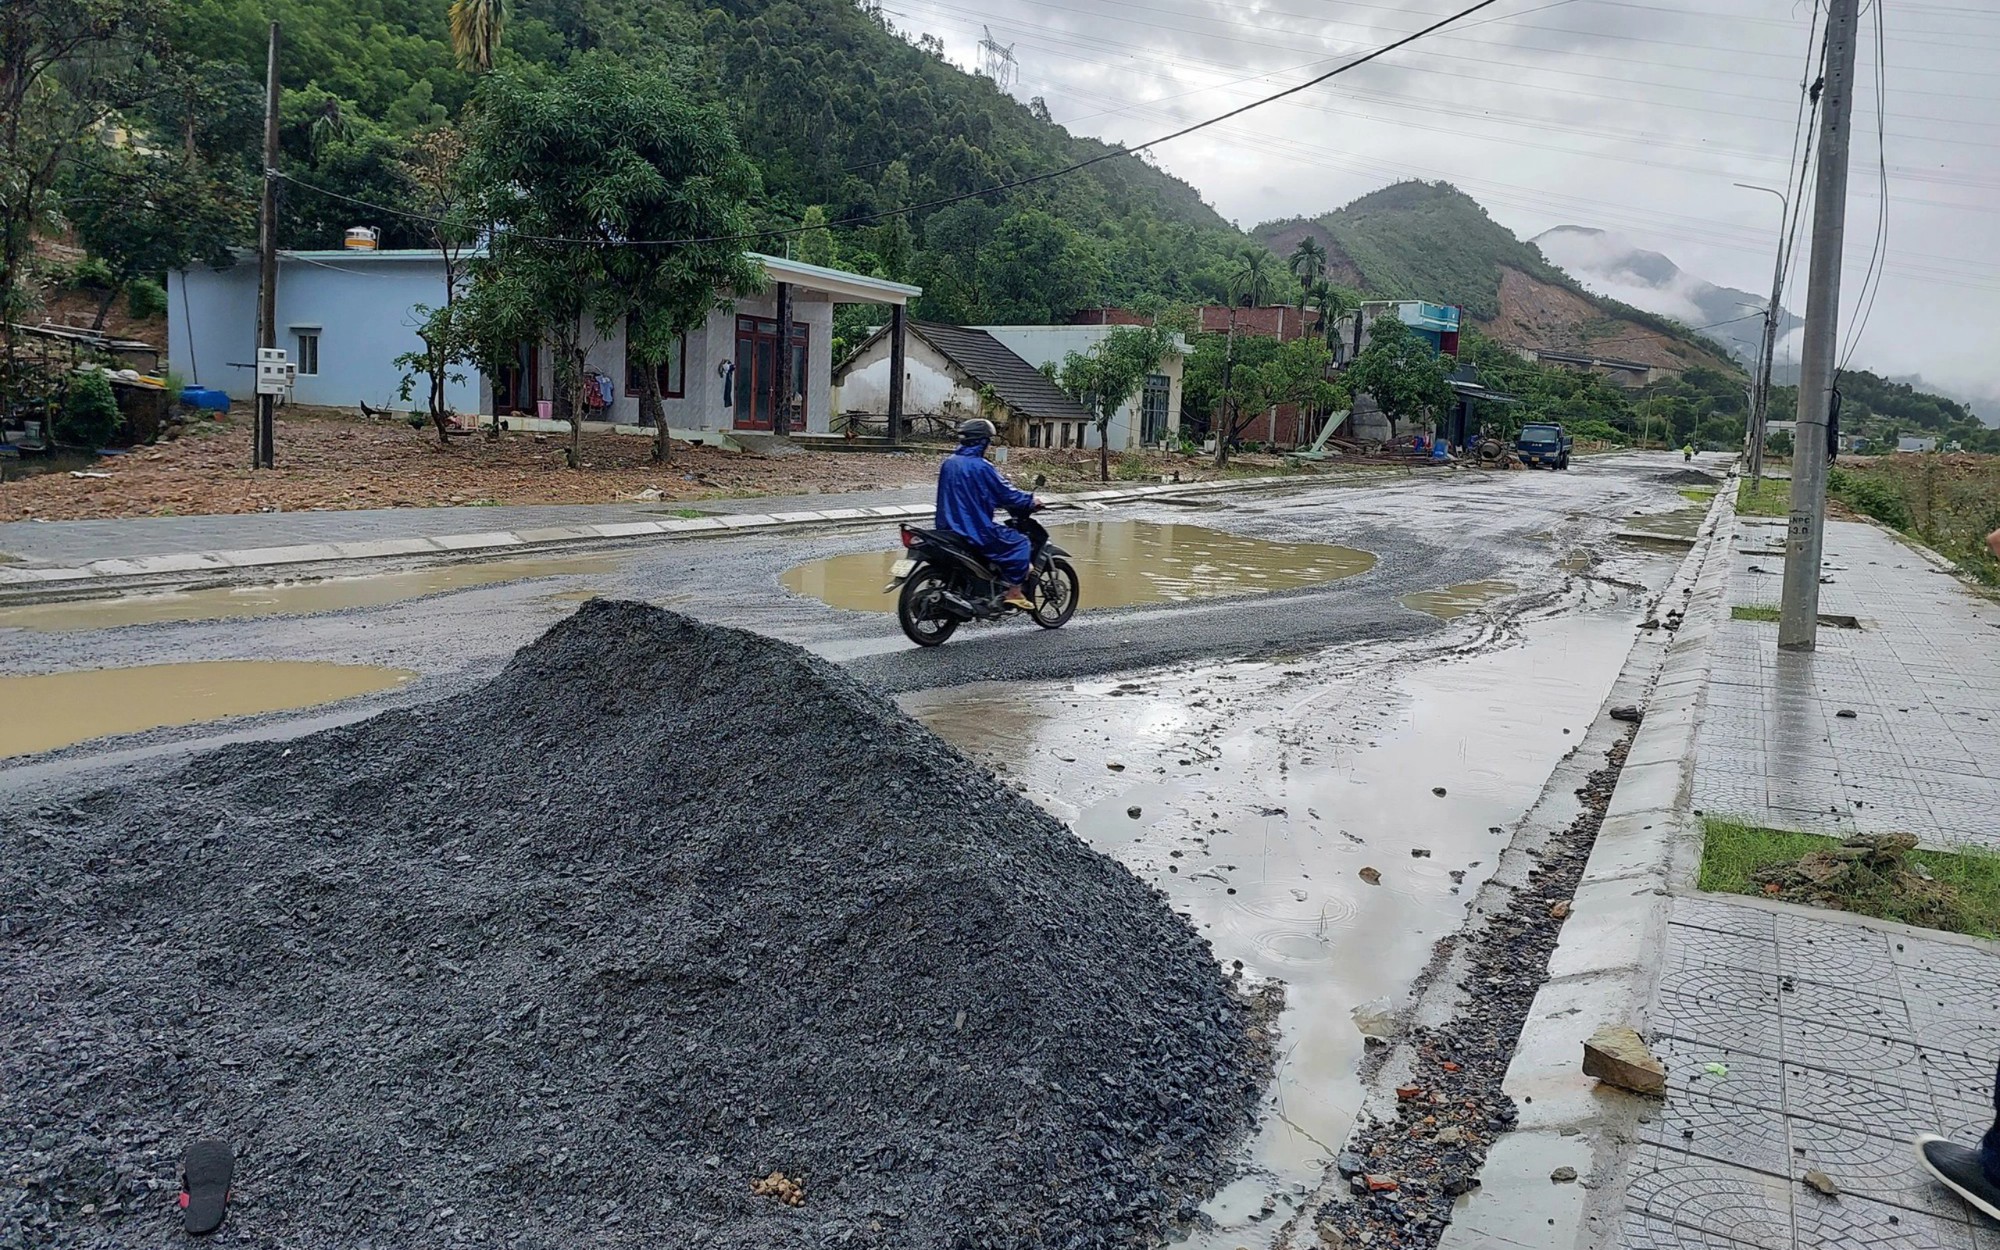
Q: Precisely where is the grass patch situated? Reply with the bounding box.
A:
[1679,487,1719,503]
[1736,476,1791,518]
[1731,604,1781,622]
[669,507,706,519]
[1700,818,2000,939]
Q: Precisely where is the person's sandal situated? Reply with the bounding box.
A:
[1914,1134,2000,1221]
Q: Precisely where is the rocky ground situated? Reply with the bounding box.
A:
[1,603,1274,1249]
[1309,733,1634,1248]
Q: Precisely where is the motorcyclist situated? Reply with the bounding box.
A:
[936,418,1037,610]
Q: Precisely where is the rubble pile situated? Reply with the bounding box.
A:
[2,602,1269,1249]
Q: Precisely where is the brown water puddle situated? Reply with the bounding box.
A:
[0,556,622,633]
[903,609,1650,1243]
[1399,579,1516,619]
[1620,504,1706,544]
[1,661,416,757]
[782,521,1374,613]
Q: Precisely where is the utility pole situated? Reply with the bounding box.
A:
[1779,0,1860,651]
[1735,182,1789,487]
[254,21,281,470]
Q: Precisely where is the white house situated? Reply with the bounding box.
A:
[835,321,1186,451]
[168,250,919,443]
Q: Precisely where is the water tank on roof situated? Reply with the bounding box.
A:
[344,227,380,252]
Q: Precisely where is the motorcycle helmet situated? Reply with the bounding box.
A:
[957,417,997,446]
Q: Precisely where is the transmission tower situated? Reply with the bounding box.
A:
[978,25,1018,91]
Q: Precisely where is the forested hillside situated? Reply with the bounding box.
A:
[154,0,1255,324]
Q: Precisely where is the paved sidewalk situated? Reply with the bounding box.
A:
[1612,520,2000,1250]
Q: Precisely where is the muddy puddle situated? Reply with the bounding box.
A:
[0,556,623,632]
[1,661,416,757]
[903,605,1656,1242]
[1400,579,1516,619]
[783,521,1374,613]
[1618,504,1706,544]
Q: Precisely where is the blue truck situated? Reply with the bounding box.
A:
[1515,422,1572,470]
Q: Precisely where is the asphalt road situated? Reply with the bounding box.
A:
[0,452,1715,784]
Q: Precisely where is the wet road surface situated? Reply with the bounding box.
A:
[0,451,1712,1242]
[0,452,1703,778]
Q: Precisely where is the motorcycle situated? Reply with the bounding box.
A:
[886,485,1081,647]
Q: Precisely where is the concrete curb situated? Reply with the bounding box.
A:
[0,471,1395,603]
[1436,471,1741,1250]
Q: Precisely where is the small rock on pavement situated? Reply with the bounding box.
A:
[1551,1167,1578,1184]
[1126,806,1142,819]
[1610,705,1643,723]
[1549,899,1572,920]
[1803,1169,1839,1196]
[1359,867,1382,885]
[1836,709,1858,719]
[1583,1025,1667,1095]
[1432,786,1447,797]
[1411,848,1431,858]
[1364,1174,1400,1193]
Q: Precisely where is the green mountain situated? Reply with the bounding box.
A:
[161,0,1256,324]
[1255,181,1738,373]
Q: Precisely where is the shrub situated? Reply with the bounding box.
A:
[1829,467,1912,530]
[57,370,122,448]
[127,278,168,321]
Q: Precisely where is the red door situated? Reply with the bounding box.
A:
[733,316,808,431]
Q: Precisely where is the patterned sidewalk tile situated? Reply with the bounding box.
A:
[1623,1149,1796,1248]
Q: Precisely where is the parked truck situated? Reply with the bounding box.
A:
[1515,422,1572,470]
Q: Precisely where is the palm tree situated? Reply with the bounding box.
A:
[1236,246,1274,309]
[450,0,507,73]
[1288,237,1326,311]
[1312,282,1359,351]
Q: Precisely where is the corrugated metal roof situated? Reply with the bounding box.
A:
[911,323,1096,425]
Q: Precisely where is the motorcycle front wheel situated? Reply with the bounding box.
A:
[898,570,960,647]
[1031,559,1080,630]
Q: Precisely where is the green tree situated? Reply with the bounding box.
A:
[1257,336,1342,441]
[1235,245,1275,309]
[2,0,176,393]
[1309,281,1360,351]
[1347,317,1454,437]
[795,205,838,270]
[394,124,477,443]
[1058,319,1184,482]
[1287,237,1325,310]
[977,209,1103,324]
[461,60,763,467]
[61,147,248,330]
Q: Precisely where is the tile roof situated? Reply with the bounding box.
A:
[911,323,1096,426]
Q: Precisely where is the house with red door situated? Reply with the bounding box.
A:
[169,248,919,445]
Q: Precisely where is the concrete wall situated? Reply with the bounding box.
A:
[835,332,982,421]
[973,325,1185,451]
[169,254,478,413]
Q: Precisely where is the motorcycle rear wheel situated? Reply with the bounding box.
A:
[898,571,960,647]
[1031,560,1080,630]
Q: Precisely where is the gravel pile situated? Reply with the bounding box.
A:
[1656,468,1721,487]
[2,601,1269,1249]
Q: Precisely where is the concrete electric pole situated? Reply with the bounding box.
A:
[1778,0,1860,652]
[254,21,281,470]
[1734,182,1789,488]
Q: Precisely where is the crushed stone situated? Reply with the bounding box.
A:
[2,601,1270,1249]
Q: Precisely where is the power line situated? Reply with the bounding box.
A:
[277,0,1522,249]
[1840,0,1891,369]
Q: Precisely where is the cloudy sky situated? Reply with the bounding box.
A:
[887,0,2000,409]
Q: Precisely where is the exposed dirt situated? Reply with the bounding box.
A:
[0,409,937,521]
[1479,269,1736,374]
[1,602,1273,1250]
[1309,733,1632,1247]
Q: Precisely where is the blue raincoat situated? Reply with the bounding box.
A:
[935,444,1036,583]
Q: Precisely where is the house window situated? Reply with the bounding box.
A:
[292,330,320,376]
[1141,374,1171,444]
[623,321,686,398]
